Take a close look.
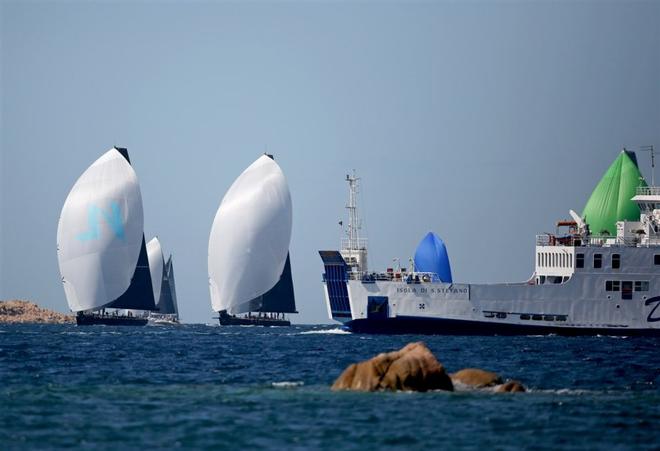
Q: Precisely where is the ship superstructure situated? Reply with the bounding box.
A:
[319,150,660,335]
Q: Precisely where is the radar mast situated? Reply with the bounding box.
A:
[341,171,368,274]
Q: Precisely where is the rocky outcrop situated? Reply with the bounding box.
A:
[450,368,526,393]
[450,368,503,388]
[332,343,527,393]
[0,300,74,324]
[332,342,454,392]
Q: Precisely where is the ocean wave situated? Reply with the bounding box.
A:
[527,388,606,395]
[299,328,351,335]
[271,381,304,388]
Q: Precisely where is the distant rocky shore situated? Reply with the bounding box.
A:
[0,300,74,324]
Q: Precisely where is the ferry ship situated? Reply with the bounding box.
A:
[319,150,660,336]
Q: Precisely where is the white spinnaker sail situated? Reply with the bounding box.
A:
[146,237,164,309]
[57,148,144,312]
[208,155,292,314]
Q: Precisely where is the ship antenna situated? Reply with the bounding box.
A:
[640,145,655,186]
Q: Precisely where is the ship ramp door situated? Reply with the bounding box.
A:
[367,296,389,320]
[319,251,351,319]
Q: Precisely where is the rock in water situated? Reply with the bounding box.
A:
[332,342,453,392]
[450,368,503,388]
[494,380,526,393]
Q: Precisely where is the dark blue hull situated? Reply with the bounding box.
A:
[217,311,290,327]
[345,316,660,337]
[76,313,148,326]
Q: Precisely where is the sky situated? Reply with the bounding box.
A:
[1,0,659,324]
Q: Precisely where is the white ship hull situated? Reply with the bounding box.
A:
[320,247,660,336]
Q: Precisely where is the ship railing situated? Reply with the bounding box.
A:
[340,238,368,251]
[636,186,660,196]
[353,270,441,283]
[536,234,641,247]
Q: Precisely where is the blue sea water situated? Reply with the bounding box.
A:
[1,324,658,450]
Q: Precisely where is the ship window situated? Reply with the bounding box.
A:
[556,315,567,321]
[539,275,546,284]
[612,254,620,269]
[634,281,649,292]
[496,312,507,319]
[532,314,543,321]
[622,281,633,300]
[654,255,660,265]
[606,281,613,291]
[576,254,584,268]
[612,280,620,291]
[520,314,530,320]
[594,254,602,268]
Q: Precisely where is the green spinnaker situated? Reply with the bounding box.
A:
[582,151,647,236]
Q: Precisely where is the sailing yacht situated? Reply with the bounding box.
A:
[208,154,297,326]
[147,237,180,324]
[57,147,156,325]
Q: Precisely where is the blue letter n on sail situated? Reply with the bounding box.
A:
[77,202,125,241]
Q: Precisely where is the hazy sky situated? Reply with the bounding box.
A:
[2,0,659,324]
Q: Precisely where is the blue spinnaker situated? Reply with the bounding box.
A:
[414,232,452,283]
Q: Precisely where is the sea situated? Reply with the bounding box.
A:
[1,324,658,450]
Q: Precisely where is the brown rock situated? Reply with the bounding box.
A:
[494,380,526,393]
[332,342,453,392]
[450,368,503,388]
[0,300,74,324]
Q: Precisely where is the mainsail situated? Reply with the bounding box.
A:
[254,254,297,313]
[582,150,647,236]
[208,154,294,315]
[414,232,453,283]
[160,256,179,315]
[57,147,156,312]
